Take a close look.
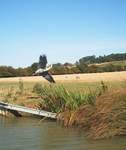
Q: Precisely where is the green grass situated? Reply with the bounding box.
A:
[0,80,125,95]
[0,80,125,107]
[0,81,110,110]
[32,81,110,112]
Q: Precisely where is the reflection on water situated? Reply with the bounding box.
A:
[0,116,126,150]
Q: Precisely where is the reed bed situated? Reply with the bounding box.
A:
[33,81,107,112]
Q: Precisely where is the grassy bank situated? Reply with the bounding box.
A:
[0,80,126,139]
[32,82,126,139]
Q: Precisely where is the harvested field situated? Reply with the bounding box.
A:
[0,71,126,83]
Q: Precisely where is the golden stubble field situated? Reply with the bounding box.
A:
[0,71,126,83]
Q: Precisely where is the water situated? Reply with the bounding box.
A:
[0,116,126,150]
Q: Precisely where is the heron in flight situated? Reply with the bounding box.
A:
[33,55,55,83]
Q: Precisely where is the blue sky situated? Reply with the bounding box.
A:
[0,0,126,67]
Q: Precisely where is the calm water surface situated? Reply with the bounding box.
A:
[0,116,126,150]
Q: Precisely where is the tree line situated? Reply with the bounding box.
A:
[0,53,126,77]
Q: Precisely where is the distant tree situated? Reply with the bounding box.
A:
[87,65,98,73]
[30,63,38,73]
[76,59,88,73]
[0,52,126,77]
[51,64,65,75]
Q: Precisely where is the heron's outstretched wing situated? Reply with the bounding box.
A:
[41,71,55,83]
[38,55,47,69]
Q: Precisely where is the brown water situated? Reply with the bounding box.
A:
[0,116,126,150]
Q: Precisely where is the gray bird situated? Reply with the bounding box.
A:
[34,55,55,83]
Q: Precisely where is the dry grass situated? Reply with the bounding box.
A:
[59,88,126,139]
[89,88,126,139]
[0,71,125,83]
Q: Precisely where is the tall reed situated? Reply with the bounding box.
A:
[33,82,108,113]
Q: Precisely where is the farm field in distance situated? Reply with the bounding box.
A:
[0,71,126,94]
[0,71,126,83]
[89,60,126,67]
[0,71,125,92]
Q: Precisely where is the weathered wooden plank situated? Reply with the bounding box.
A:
[0,102,56,119]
